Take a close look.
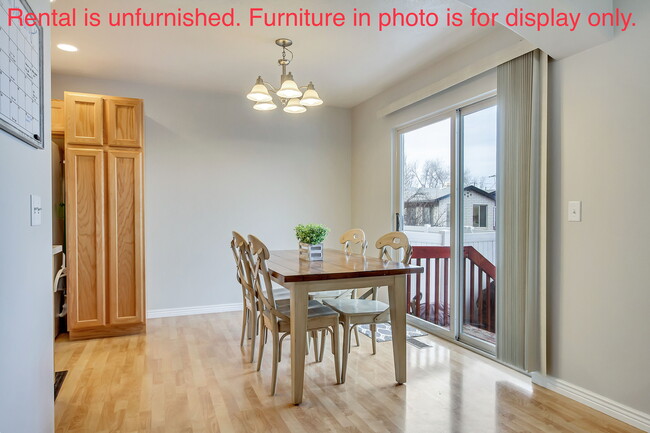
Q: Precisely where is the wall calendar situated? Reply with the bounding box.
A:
[0,0,44,149]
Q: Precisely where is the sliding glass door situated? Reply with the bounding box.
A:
[397,96,498,353]
[458,98,498,352]
[399,114,455,340]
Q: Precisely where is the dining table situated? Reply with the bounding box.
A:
[267,248,424,404]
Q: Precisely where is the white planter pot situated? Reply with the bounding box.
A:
[299,243,324,261]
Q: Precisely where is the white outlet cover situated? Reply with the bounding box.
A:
[568,201,581,222]
[30,194,42,226]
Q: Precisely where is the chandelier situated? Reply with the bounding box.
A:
[246,38,323,114]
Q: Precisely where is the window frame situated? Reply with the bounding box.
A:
[473,204,488,228]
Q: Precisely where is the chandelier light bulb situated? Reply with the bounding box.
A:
[276,73,303,99]
[253,100,277,111]
[300,82,323,107]
[284,98,307,114]
[247,77,272,102]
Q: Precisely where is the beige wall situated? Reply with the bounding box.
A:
[52,75,352,311]
[0,0,54,429]
[547,0,650,414]
[351,0,649,417]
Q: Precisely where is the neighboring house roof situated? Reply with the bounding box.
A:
[405,185,495,204]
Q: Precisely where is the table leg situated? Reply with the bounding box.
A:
[388,275,407,384]
[290,285,309,404]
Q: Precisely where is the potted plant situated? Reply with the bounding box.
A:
[295,223,330,261]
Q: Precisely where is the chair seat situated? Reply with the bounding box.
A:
[310,289,353,299]
[274,298,321,308]
[323,298,389,316]
[277,300,338,319]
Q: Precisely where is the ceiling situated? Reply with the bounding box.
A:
[51,0,500,107]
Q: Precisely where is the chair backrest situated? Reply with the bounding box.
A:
[247,234,278,315]
[375,231,413,265]
[231,231,247,285]
[231,231,256,306]
[340,228,368,255]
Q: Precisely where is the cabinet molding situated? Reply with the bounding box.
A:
[64,92,104,146]
[65,147,106,330]
[107,150,145,325]
[105,97,143,148]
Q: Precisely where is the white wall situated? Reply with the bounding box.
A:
[52,76,352,311]
[547,0,650,415]
[0,0,54,430]
[351,0,650,419]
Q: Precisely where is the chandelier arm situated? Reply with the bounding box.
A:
[262,81,279,93]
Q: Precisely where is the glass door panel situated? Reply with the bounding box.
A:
[401,117,453,334]
[459,99,497,351]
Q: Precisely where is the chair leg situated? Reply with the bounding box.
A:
[247,310,253,340]
[319,329,326,362]
[240,308,247,347]
[354,327,360,347]
[271,330,280,396]
[370,323,377,355]
[257,326,266,371]
[312,331,320,362]
[348,326,354,354]
[249,312,257,363]
[332,325,341,384]
[341,318,351,383]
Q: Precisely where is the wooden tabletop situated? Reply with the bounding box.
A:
[267,249,423,283]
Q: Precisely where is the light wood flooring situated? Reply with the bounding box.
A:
[54,312,642,433]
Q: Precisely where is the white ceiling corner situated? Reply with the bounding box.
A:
[457,0,614,59]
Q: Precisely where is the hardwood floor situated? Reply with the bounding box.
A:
[54,312,641,433]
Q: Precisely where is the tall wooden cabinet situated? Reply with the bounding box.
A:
[63,91,145,340]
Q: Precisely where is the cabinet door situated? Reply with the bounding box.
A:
[64,92,104,146]
[105,97,143,148]
[66,148,106,330]
[107,150,145,325]
[51,99,64,136]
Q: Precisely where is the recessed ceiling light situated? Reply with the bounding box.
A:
[57,44,78,52]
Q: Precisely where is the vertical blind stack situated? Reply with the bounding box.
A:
[496,50,547,373]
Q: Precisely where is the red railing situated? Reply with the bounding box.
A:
[407,246,496,332]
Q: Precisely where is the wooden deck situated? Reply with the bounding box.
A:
[54,312,642,433]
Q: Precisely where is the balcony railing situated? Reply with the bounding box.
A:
[407,246,496,333]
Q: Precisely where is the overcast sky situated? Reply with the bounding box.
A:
[404,105,497,189]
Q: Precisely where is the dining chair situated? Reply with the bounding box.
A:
[313,228,368,360]
[323,231,413,383]
[233,231,320,363]
[247,234,341,395]
[231,231,262,363]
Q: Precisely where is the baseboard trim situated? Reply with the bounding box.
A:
[532,373,650,432]
[147,303,242,319]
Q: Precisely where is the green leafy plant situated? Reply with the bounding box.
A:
[295,223,330,245]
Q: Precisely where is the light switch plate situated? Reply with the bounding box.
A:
[30,194,42,226]
[568,201,581,222]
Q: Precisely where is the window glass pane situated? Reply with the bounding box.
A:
[402,118,451,229]
[402,117,452,331]
[461,104,497,346]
